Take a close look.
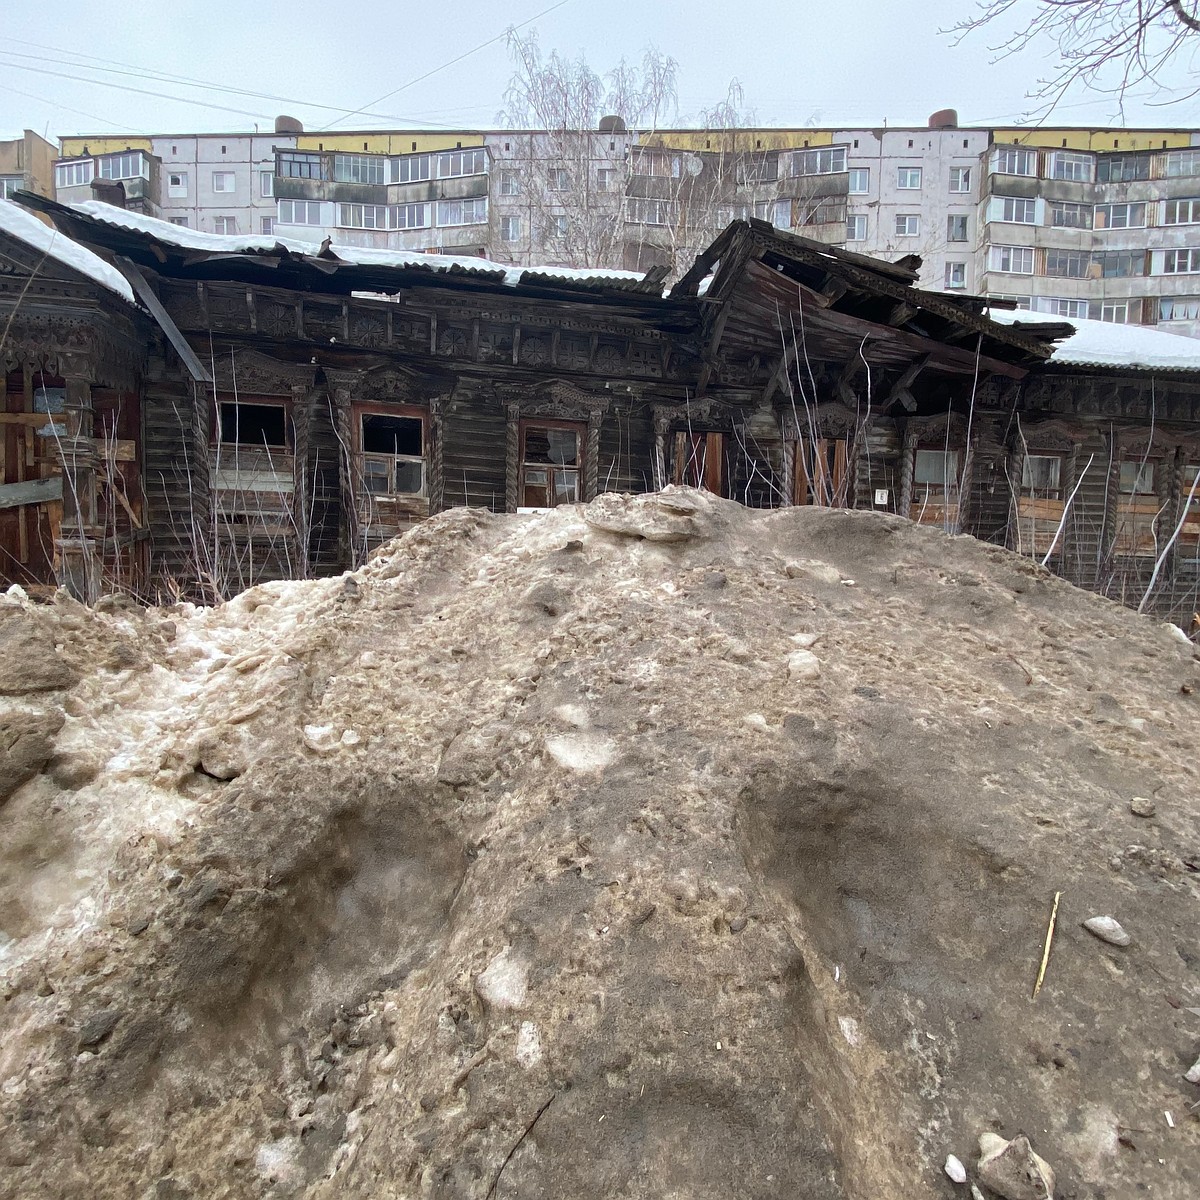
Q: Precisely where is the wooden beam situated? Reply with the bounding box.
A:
[883,355,932,412]
[0,476,63,510]
[114,257,214,384]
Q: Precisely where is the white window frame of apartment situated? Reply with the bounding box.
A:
[1162,248,1200,274]
[550,214,569,239]
[999,197,1037,224]
[169,216,189,227]
[1093,250,1145,278]
[547,167,570,191]
[1160,296,1200,321]
[991,146,1037,177]
[389,202,430,230]
[1164,149,1200,177]
[55,159,95,189]
[1164,197,1200,225]
[944,261,967,289]
[949,166,971,193]
[260,216,274,236]
[213,216,239,235]
[717,201,772,224]
[259,170,274,198]
[632,150,681,178]
[947,213,969,242]
[895,213,920,237]
[338,203,388,229]
[500,215,522,242]
[1045,298,1089,318]
[848,167,870,194]
[0,175,20,199]
[897,166,922,190]
[98,151,149,181]
[1049,150,1094,182]
[167,170,188,198]
[499,170,520,196]
[277,199,323,225]
[791,146,847,177]
[595,166,614,191]
[1100,302,1129,323]
[988,245,1035,274]
[1050,200,1092,229]
[212,171,236,194]
[1094,202,1146,230]
[845,214,867,241]
[394,153,433,184]
[436,149,487,179]
[435,197,488,227]
[333,153,387,185]
[628,197,675,226]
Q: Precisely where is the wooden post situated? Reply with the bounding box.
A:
[56,372,100,602]
[899,423,917,519]
[505,402,521,513]
[428,395,446,514]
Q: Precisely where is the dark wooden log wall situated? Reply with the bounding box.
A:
[441,391,508,512]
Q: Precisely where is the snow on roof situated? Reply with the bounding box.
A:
[986,306,1200,372]
[62,201,656,292]
[0,199,135,304]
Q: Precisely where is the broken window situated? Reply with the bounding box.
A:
[1015,452,1067,557]
[218,402,288,448]
[911,448,960,527]
[361,413,424,496]
[1021,455,1063,498]
[521,422,582,508]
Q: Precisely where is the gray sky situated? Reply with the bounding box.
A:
[3,0,1198,141]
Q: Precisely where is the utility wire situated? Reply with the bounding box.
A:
[0,43,457,128]
[326,0,574,127]
[0,79,141,132]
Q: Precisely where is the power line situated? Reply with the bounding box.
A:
[0,56,277,122]
[326,0,574,128]
[0,41,460,128]
[0,80,140,133]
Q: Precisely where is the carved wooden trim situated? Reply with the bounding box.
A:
[505,402,520,514]
[429,394,446,514]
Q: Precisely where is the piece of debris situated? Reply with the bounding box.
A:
[787,649,821,681]
[944,1153,968,1184]
[1083,915,1131,947]
[977,1132,1055,1200]
[1032,890,1062,1000]
[1184,1055,1200,1085]
[1130,796,1156,818]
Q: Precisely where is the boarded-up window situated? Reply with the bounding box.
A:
[1114,457,1160,555]
[1016,452,1066,557]
[794,437,849,506]
[1181,464,1200,556]
[911,448,960,527]
[521,421,582,508]
[361,413,424,495]
[672,431,725,495]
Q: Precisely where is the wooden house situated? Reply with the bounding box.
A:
[8,197,1200,622]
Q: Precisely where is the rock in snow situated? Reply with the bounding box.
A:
[0,489,1197,1198]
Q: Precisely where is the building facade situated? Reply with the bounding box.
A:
[0,129,56,201]
[50,114,1200,337]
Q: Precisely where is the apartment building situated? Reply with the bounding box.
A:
[46,113,1200,336]
[976,128,1200,338]
[0,129,55,200]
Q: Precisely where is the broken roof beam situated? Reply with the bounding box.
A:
[882,355,931,412]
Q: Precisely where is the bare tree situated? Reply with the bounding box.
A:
[949,0,1200,116]
[496,30,679,270]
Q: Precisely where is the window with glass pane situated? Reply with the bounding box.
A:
[1021,455,1062,496]
[333,153,386,184]
[1050,201,1091,229]
[279,152,326,180]
[394,153,432,183]
[521,423,582,508]
[992,147,1036,176]
[1119,460,1156,493]
[947,214,969,242]
[949,166,971,192]
[1051,151,1093,181]
[914,450,959,487]
[361,413,424,495]
[848,168,870,193]
[1096,154,1150,182]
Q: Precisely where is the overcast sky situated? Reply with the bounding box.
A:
[3,0,1198,142]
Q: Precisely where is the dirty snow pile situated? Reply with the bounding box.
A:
[1,487,1198,1200]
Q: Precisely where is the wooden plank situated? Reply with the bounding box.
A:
[0,476,64,510]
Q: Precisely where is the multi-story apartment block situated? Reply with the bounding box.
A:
[975,127,1200,338]
[0,129,55,201]
[45,113,1200,337]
